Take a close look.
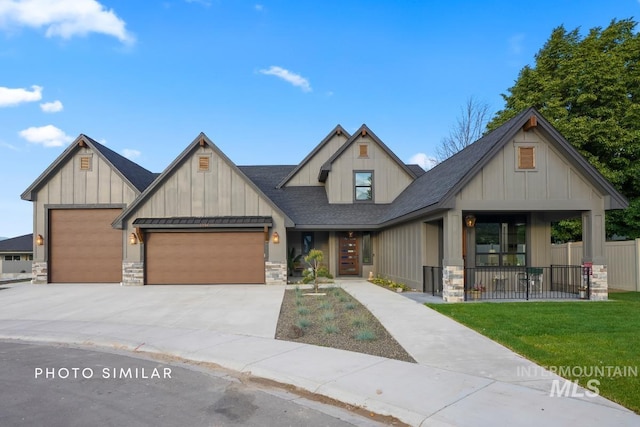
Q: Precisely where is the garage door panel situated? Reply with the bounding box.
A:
[146,232,265,285]
[50,209,122,283]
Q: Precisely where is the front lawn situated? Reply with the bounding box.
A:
[427,292,640,413]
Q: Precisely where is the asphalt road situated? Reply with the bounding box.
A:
[0,341,384,427]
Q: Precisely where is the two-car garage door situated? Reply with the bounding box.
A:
[145,232,265,285]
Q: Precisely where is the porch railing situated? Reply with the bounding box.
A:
[422,266,443,296]
[463,265,587,301]
[423,265,590,301]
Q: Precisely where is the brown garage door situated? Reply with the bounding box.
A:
[49,209,123,283]
[145,232,265,285]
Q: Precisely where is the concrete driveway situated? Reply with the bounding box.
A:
[0,283,285,338]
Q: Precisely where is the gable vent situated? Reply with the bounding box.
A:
[198,156,210,171]
[518,146,535,169]
[80,156,92,171]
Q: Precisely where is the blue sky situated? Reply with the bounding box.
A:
[1,0,639,238]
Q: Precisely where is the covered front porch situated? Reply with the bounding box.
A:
[424,209,607,302]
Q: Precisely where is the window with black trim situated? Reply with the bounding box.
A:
[475,220,526,267]
[354,171,373,201]
[362,231,372,264]
[302,232,314,255]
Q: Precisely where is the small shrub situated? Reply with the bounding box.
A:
[345,302,356,310]
[322,310,335,321]
[295,298,304,306]
[324,324,339,334]
[354,329,377,341]
[338,295,348,302]
[319,300,332,310]
[296,317,311,329]
[297,307,310,316]
[351,315,368,328]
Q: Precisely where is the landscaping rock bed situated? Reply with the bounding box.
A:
[275,286,416,363]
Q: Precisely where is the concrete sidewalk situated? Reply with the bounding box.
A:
[0,281,638,426]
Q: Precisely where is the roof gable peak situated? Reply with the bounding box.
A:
[276,125,350,188]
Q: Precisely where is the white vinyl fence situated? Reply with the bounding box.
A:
[551,240,640,291]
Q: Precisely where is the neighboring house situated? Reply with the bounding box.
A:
[0,234,33,276]
[21,108,628,301]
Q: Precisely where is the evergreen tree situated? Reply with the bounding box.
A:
[489,19,640,240]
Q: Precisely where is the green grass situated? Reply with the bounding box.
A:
[344,302,356,310]
[427,292,640,413]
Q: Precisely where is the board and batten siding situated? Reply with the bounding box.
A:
[284,133,348,187]
[124,145,287,262]
[33,148,137,262]
[326,135,414,204]
[376,220,425,290]
[456,129,604,211]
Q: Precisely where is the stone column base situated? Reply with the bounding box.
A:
[443,265,464,302]
[265,262,286,285]
[32,261,48,284]
[589,264,608,301]
[122,262,144,286]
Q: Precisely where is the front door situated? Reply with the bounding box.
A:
[338,233,360,275]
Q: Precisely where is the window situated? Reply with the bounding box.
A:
[475,220,526,267]
[198,156,210,172]
[517,146,535,169]
[4,256,11,261]
[80,156,92,171]
[359,144,369,158]
[302,232,314,255]
[362,232,372,264]
[27,255,33,261]
[354,171,373,201]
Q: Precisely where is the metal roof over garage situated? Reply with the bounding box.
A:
[132,216,273,228]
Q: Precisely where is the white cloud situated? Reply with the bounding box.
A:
[259,66,312,92]
[0,0,135,44]
[0,85,42,107]
[40,99,63,113]
[409,153,438,171]
[121,148,141,160]
[255,4,264,11]
[19,124,73,147]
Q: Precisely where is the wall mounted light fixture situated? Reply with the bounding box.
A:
[465,215,476,228]
[36,234,44,246]
[272,231,280,244]
[129,233,138,245]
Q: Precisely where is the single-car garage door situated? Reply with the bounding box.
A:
[145,232,265,285]
[49,209,123,283]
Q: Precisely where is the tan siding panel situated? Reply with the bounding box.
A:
[49,209,122,283]
[145,232,264,284]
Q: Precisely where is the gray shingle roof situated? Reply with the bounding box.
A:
[22,134,157,201]
[380,108,533,223]
[240,165,390,228]
[83,135,156,192]
[0,234,33,252]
